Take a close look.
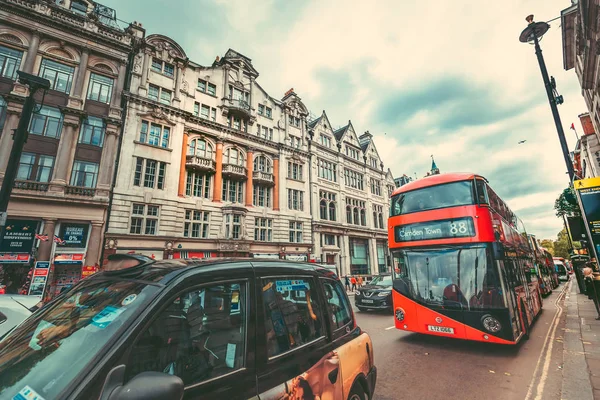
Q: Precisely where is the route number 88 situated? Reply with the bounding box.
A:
[450,222,468,235]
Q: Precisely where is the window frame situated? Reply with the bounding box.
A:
[78,116,105,147]
[259,275,327,361]
[0,45,23,80]
[70,160,99,188]
[129,203,159,235]
[320,278,354,336]
[86,72,114,104]
[39,58,75,94]
[126,278,251,389]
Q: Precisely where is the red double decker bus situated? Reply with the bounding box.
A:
[388,173,542,344]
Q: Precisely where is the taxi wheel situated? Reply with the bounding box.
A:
[348,383,367,400]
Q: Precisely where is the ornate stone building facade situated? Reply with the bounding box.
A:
[308,112,395,276]
[105,40,313,261]
[0,0,142,295]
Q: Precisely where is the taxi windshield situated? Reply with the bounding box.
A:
[0,278,159,400]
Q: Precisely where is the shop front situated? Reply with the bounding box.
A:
[349,237,370,275]
[0,219,38,295]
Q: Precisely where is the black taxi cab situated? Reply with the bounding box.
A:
[0,255,376,400]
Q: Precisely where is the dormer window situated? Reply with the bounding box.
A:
[288,115,301,128]
[70,1,88,16]
[319,134,331,148]
[151,58,174,78]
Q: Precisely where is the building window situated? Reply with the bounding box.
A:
[201,104,210,119]
[266,107,272,118]
[256,124,273,140]
[377,242,387,273]
[87,73,114,103]
[344,169,364,190]
[148,84,159,101]
[78,116,105,147]
[70,0,88,15]
[371,179,382,196]
[29,106,63,139]
[253,155,271,172]
[185,171,211,198]
[70,160,98,188]
[130,203,159,235]
[288,189,304,211]
[257,104,272,118]
[287,162,303,180]
[140,120,170,148]
[346,197,366,226]
[323,234,337,246]
[319,190,337,221]
[193,102,199,116]
[160,88,172,105]
[253,185,272,207]
[148,84,171,105]
[345,146,360,160]
[350,238,369,275]
[133,157,166,190]
[198,79,217,96]
[222,179,244,203]
[288,115,301,128]
[223,148,244,166]
[16,153,54,183]
[151,58,174,78]
[184,210,209,238]
[0,96,6,133]
[373,204,384,229]
[0,45,23,80]
[289,221,303,243]
[290,136,301,148]
[39,58,74,94]
[187,138,213,159]
[370,157,379,169]
[254,218,273,242]
[225,213,242,239]
[318,159,337,182]
[258,104,264,115]
[320,134,331,148]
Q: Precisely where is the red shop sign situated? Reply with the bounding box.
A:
[0,253,30,263]
[34,268,49,276]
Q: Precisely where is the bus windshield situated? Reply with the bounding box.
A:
[390,181,474,216]
[392,245,505,310]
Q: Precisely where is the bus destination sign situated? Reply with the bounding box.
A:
[395,217,476,242]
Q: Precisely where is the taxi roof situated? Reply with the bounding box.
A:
[391,172,486,196]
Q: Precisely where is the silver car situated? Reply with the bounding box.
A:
[0,295,42,338]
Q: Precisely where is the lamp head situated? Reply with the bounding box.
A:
[17,71,50,90]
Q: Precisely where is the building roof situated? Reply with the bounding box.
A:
[333,123,349,141]
[308,115,322,129]
[391,172,484,196]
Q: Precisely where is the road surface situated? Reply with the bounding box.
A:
[352,282,569,400]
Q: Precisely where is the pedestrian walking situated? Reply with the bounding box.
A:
[351,276,357,291]
[584,266,600,320]
[357,276,363,288]
[344,275,351,292]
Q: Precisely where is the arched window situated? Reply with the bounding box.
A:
[188,138,213,159]
[320,200,327,220]
[253,155,271,172]
[353,208,359,225]
[329,202,336,221]
[360,209,366,226]
[224,148,244,165]
[346,206,352,224]
[378,213,384,229]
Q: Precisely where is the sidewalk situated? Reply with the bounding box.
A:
[562,278,598,400]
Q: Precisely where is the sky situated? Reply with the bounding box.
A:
[102,0,585,240]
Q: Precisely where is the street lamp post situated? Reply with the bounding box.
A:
[519,14,576,181]
[0,71,50,250]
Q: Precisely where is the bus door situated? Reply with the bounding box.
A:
[517,258,536,319]
[496,260,523,340]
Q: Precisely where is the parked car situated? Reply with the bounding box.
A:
[0,294,42,338]
[555,260,569,282]
[0,256,377,400]
[355,274,393,312]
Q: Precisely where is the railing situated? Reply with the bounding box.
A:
[186,155,216,172]
[65,186,96,197]
[252,170,274,184]
[13,180,49,192]
[230,98,251,111]
[222,164,247,177]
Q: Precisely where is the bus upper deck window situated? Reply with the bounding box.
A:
[475,180,489,205]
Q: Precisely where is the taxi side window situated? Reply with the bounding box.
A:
[262,277,324,358]
[127,282,246,386]
[322,279,352,330]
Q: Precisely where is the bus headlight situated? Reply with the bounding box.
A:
[481,315,502,333]
[395,307,405,321]
[378,291,391,297]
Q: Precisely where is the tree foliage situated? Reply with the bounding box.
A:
[539,239,554,255]
[553,228,571,259]
[554,187,581,218]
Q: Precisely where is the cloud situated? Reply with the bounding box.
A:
[102,0,586,240]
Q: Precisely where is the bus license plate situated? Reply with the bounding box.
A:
[428,325,454,334]
[362,299,374,304]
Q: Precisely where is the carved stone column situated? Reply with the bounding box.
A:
[140,50,151,89]
[37,219,57,261]
[22,31,40,74]
[174,64,182,100]
[273,155,280,210]
[96,121,120,193]
[213,140,223,202]
[85,221,105,267]
[0,104,23,179]
[74,48,89,99]
[112,62,127,108]
[49,110,82,191]
[245,148,254,207]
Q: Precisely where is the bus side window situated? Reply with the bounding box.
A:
[476,180,488,205]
